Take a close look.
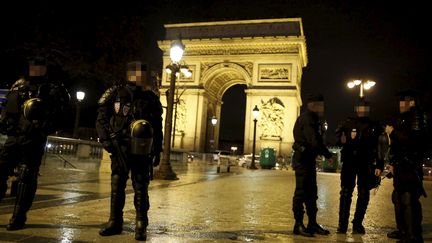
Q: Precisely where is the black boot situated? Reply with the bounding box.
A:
[99,219,123,236]
[135,220,147,241]
[6,181,37,231]
[307,222,330,235]
[399,192,423,243]
[390,191,405,239]
[352,188,369,234]
[337,188,352,234]
[99,175,126,236]
[387,230,404,239]
[133,178,149,241]
[293,222,313,237]
[307,211,330,235]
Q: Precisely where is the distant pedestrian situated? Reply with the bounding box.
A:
[291,93,333,237]
[335,99,382,234]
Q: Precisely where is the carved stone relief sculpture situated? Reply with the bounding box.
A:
[259,97,285,138]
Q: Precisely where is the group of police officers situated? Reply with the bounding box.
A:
[0,57,429,242]
[0,58,162,241]
[292,92,428,243]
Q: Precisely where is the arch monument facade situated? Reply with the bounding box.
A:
[157,18,308,157]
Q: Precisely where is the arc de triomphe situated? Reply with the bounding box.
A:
[158,18,308,157]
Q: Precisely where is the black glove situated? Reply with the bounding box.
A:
[102,141,115,154]
[153,153,161,167]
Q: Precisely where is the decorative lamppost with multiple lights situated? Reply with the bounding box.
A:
[73,91,85,138]
[347,79,376,99]
[250,105,260,170]
[154,39,191,180]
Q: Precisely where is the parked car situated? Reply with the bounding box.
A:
[238,154,260,168]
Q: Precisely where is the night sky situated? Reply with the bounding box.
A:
[1,1,430,144]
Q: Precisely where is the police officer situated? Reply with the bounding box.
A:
[96,61,162,241]
[291,93,333,237]
[0,58,70,230]
[335,99,383,234]
[387,90,428,243]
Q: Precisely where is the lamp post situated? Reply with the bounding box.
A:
[347,79,376,99]
[250,105,259,170]
[73,91,85,138]
[154,39,191,180]
[210,116,218,151]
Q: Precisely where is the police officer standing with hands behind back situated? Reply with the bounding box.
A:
[0,58,70,230]
[96,61,163,241]
[291,93,333,237]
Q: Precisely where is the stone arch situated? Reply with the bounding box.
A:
[202,62,251,99]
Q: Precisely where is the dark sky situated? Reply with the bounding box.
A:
[1,1,430,142]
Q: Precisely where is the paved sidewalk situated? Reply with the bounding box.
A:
[0,157,431,242]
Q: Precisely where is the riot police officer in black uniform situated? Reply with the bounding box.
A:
[96,61,162,241]
[335,99,383,234]
[291,93,333,237]
[387,90,428,243]
[0,58,70,230]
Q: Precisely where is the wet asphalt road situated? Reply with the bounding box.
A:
[0,156,431,242]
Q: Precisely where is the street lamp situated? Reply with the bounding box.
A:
[73,91,85,138]
[347,79,376,98]
[210,116,218,151]
[154,39,191,180]
[250,105,260,170]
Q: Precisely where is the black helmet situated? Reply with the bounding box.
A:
[23,98,45,122]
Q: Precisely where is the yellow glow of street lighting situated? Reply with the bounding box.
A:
[347,82,355,88]
[211,116,218,126]
[169,40,185,63]
[180,66,189,74]
[184,70,192,78]
[76,91,85,101]
[252,105,260,120]
[165,67,172,74]
[367,80,376,87]
[353,80,362,85]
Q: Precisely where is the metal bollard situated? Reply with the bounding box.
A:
[217,158,221,173]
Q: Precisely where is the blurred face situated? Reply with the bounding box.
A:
[385,125,394,135]
[399,99,415,113]
[29,64,47,77]
[355,105,370,117]
[308,101,324,117]
[127,70,145,83]
[351,129,357,139]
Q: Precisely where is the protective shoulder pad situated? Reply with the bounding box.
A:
[98,85,118,105]
[10,78,27,91]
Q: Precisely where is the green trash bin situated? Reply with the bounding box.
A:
[322,152,338,172]
[259,147,276,169]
